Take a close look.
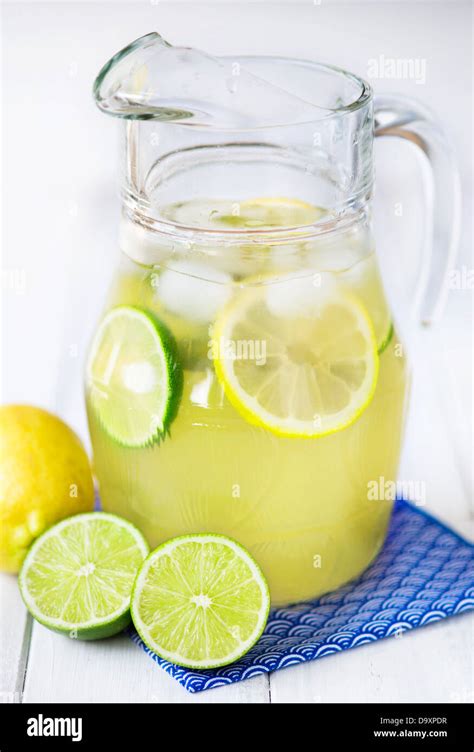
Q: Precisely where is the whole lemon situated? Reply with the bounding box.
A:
[0,405,94,573]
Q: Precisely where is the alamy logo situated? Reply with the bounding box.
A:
[27,714,82,742]
[367,476,426,506]
[207,336,267,366]
[367,54,426,85]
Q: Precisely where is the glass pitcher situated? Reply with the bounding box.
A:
[86,33,460,606]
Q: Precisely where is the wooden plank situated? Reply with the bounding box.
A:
[431,297,473,513]
[22,624,269,703]
[0,575,32,703]
[270,613,474,703]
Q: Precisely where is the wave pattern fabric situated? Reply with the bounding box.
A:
[129,500,474,693]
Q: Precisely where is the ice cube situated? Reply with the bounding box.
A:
[305,231,370,273]
[265,270,337,318]
[119,217,171,265]
[156,260,232,323]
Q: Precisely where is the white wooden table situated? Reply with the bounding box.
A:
[1,0,472,704]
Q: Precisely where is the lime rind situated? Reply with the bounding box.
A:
[377,321,394,355]
[131,533,271,669]
[86,305,183,449]
[19,512,149,640]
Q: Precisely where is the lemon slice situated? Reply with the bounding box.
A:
[213,278,379,438]
[237,197,324,228]
[161,197,324,230]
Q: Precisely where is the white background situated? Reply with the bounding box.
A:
[1,1,473,703]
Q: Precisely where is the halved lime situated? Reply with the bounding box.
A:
[213,279,379,438]
[86,305,182,447]
[19,512,149,640]
[131,534,270,669]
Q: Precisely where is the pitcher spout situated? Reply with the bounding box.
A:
[93,32,183,121]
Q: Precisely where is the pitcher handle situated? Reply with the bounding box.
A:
[374,94,461,325]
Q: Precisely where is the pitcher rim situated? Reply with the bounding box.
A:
[94,35,373,130]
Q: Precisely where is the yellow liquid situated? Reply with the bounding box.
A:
[86,203,409,605]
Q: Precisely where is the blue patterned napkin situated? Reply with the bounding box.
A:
[128,500,474,692]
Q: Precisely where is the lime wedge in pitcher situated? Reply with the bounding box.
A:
[19,513,149,639]
[86,305,182,447]
[131,534,270,668]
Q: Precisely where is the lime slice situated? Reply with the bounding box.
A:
[213,278,379,438]
[131,534,270,669]
[86,305,182,447]
[19,512,149,640]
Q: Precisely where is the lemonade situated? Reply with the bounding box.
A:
[86,198,409,605]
